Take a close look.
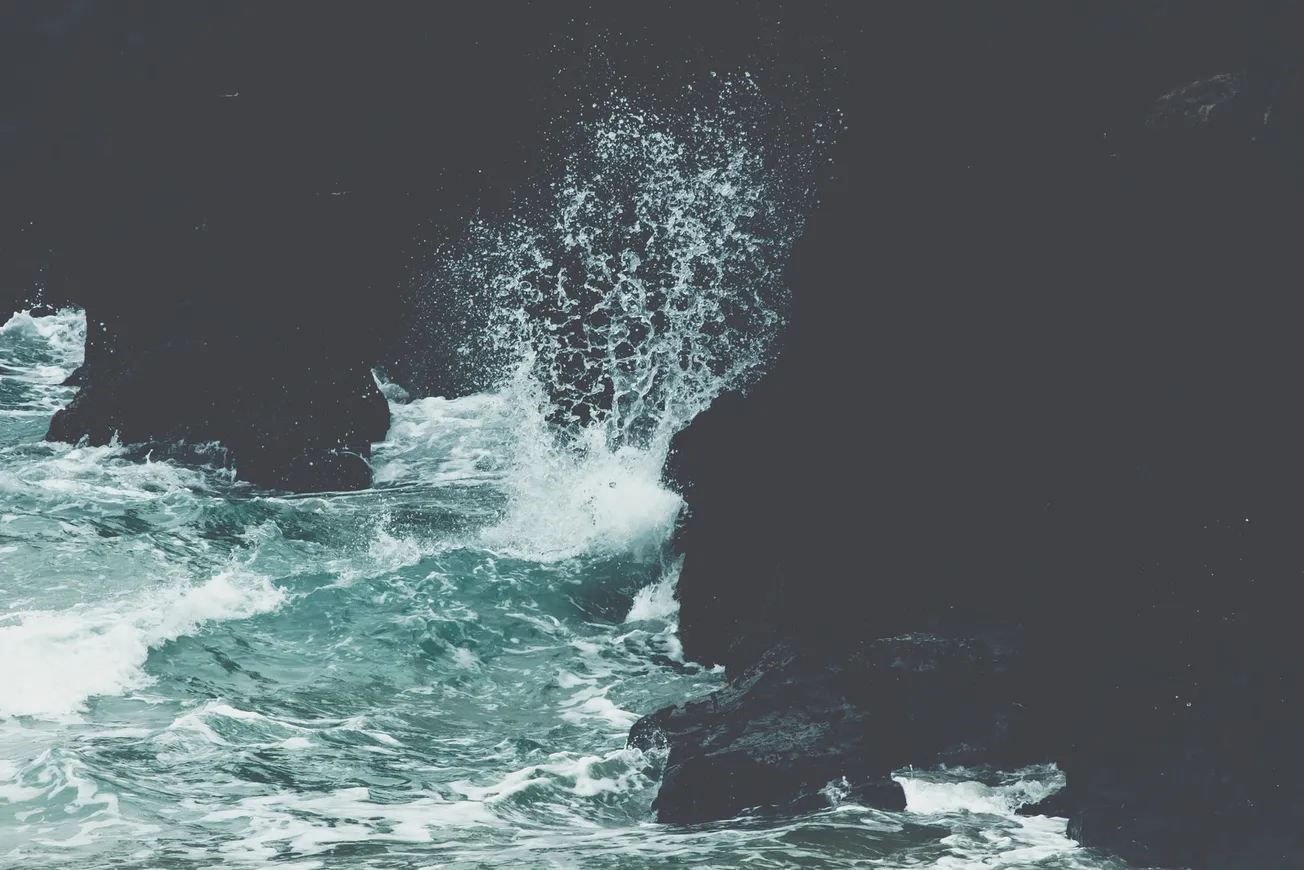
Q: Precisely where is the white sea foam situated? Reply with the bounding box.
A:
[0,309,87,379]
[0,309,86,430]
[373,381,678,565]
[891,765,1101,869]
[478,367,683,561]
[625,563,680,623]
[371,390,508,488]
[896,764,1067,816]
[0,569,284,719]
[202,786,496,865]
[371,374,685,563]
[901,776,1032,817]
[450,746,650,805]
[0,441,211,504]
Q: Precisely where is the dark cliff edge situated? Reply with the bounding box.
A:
[635,4,1304,869]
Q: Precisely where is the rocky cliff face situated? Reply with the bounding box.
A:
[638,3,1304,868]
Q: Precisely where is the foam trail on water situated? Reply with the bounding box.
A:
[625,559,681,623]
[0,569,284,720]
[411,85,823,560]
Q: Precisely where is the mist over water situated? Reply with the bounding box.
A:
[0,86,1123,868]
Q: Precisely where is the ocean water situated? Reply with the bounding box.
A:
[2,94,1134,870]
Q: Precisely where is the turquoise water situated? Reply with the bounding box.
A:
[1,93,1132,869]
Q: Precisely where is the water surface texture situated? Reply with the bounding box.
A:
[2,97,1132,870]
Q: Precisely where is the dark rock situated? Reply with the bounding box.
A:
[636,635,1028,824]
[46,332,390,491]
[280,450,375,495]
[1056,739,1304,870]
[1036,631,1304,870]
[643,3,1304,867]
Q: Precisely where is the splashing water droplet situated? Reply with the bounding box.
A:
[408,83,830,559]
